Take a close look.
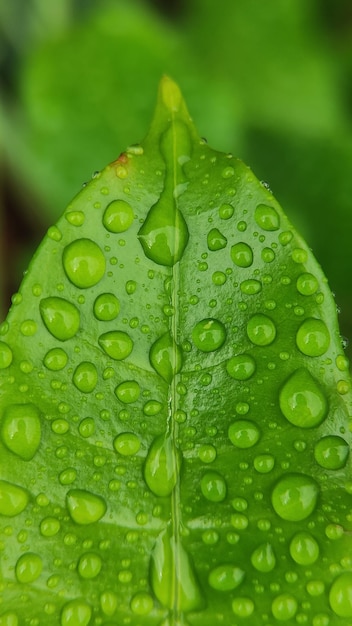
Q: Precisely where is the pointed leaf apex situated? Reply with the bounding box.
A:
[159,75,183,113]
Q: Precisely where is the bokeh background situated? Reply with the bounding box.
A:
[1,0,352,357]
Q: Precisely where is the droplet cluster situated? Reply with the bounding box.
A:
[0,78,351,625]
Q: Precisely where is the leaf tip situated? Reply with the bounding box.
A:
[158,75,183,113]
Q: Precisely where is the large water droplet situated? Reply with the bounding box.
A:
[100,591,118,616]
[271,594,298,621]
[60,600,92,626]
[207,228,227,251]
[103,199,134,233]
[144,436,180,497]
[289,532,319,565]
[200,471,227,502]
[98,331,133,360]
[271,474,319,521]
[314,436,349,469]
[329,573,352,617]
[296,273,319,296]
[150,528,203,611]
[44,347,68,370]
[251,542,276,572]
[0,480,29,516]
[231,242,253,267]
[15,553,42,583]
[40,297,80,341]
[208,564,245,591]
[279,368,327,428]
[93,293,120,321]
[115,380,140,404]
[228,420,260,448]
[113,432,141,456]
[1,403,41,460]
[0,341,13,369]
[138,199,189,266]
[226,354,256,380]
[192,318,226,352]
[296,318,330,357]
[63,238,105,288]
[255,204,280,231]
[246,314,276,346]
[66,489,107,524]
[73,362,98,393]
[77,552,102,579]
[149,332,182,383]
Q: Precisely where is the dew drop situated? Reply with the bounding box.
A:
[255,204,280,231]
[289,532,319,565]
[279,368,327,428]
[314,436,349,469]
[73,362,98,393]
[240,279,262,295]
[296,318,330,357]
[228,420,260,448]
[231,242,253,267]
[0,612,18,625]
[98,331,133,360]
[296,273,319,296]
[149,332,182,383]
[247,314,276,346]
[103,199,134,232]
[144,436,179,497]
[192,318,226,352]
[115,380,140,404]
[60,600,92,626]
[59,468,77,485]
[0,481,28,516]
[208,564,244,591]
[207,228,227,251]
[113,432,140,456]
[65,210,85,226]
[93,293,120,321]
[66,489,107,524]
[200,471,227,502]
[0,341,13,369]
[40,516,60,537]
[15,553,42,583]
[44,348,68,370]
[212,271,227,285]
[329,573,352,617]
[62,238,105,288]
[1,403,41,460]
[254,454,275,473]
[232,597,254,617]
[219,203,234,219]
[202,530,219,544]
[261,247,275,263]
[251,542,276,572]
[226,354,256,380]
[271,474,319,521]
[143,400,162,416]
[77,552,102,579]
[271,594,298,621]
[130,592,154,615]
[100,591,118,616]
[40,297,80,341]
[198,444,217,463]
[138,197,189,266]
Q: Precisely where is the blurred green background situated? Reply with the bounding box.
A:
[1,0,352,357]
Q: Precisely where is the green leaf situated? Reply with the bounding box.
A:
[0,77,351,624]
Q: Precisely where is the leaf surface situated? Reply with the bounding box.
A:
[0,77,351,625]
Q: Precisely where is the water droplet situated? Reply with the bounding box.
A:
[51,418,69,434]
[130,592,154,615]
[77,552,102,579]
[292,248,308,264]
[271,474,319,521]
[59,468,77,485]
[232,597,255,617]
[150,528,203,611]
[149,332,182,383]
[144,436,179,496]
[271,594,298,621]
[98,331,133,360]
[63,238,106,288]
[279,368,327,428]
[261,247,275,263]
[254,454,275,473]
[47,225,62,241]
[255,204,280,231]
[44,348,68,370]
[0,341,13,369]
[198,444,217,463]
[240,279,262,295]
[202,530,219,544]
[143,400,162,416]
[200,471,227,502]
[114,432,140,456]
[15,553,42,583]
[296,318,330,357]
[60,600,92,626]
[73,361,98,393]
[212,271,227,286]
[40,516,60,537]
[66,489,107,524]
[247,314,276,346]
[231,242,253,267]
[65,210,85,226]
[93,293,120,321]
[289,532,319,565]
[192,318,226,352]
[100,591,118,616]
[115,380,140,403]
[226,354,256,380]
[219,203,234,219]
[251,542,276,572]
[208,564,245,591]
[103,199,134,232]
[314,436,349,469]
[306,580,325,597]
[0,480,28,516]
[222,166,235,178]
[1,403,41,460]
[228,420,260,448]
[296,273,319,296]
[207,228,227,251]
[40,297,80,341]
[0,612,18,625]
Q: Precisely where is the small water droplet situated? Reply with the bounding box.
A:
[115,380,140,403]
[77,552,102,579]
[271,474,319,521]
[314,436,349,469]
[292,248,308,264]
[222,166,235,178]
[0,341,13,369]
[261,247,275,263]
[44,348,68,370]
[251,542,276,572]
[289,532,319,565]
[247,314,276,346]
[296,272,319,296]
[254,454,275,473]
[232,597,255,617]
[144,436,179,496]
[0,611,19,625]
[40,297,80,341]
[202,530,219,544]
[98,331,133,360]
[200,471,227,502]
[63,238,105,288]
[15,553,42,583]
[100,591,118,616]
[51,418,69,434]
[114,432,140,456]
[40,516,60,537]
[103,199,134,233]
[296,318,330,356]
[228,420,260,448]
[240,279,262,295]
[0,480,29,516]
[207,228,227,251]
[212,271,227,286]
[1,403,41,460]
[279,368,327,428]
[66,489,107,524]
[20,320,37,336]
[271,594,298,621]
[198,444,217,463]
[231,242,253,267]
[59,468,77,485]
[255,204,280,231]
[149,332,182,383]
[192,318,226,352]
[219,203,234,219]
[208,564,244,591]
[65,211,85,226]
[143,400,162,416]
[60,600,92,626]
[226,354,256,380]
[73,361,98,393]
[93,293,120,321]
